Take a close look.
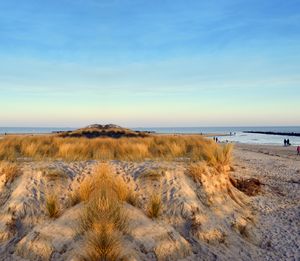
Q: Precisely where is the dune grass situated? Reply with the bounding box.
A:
[188,162,208,182]
[80,225,122,261]
[147,193,162,219]
[75,163,136,205]
[79,189,128,234]
[78,163,129,260]
[45,194,60,218]
[0,161,20,185]
[0,135,232,166]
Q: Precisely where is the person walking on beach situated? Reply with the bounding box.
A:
[284,139,287,146]
[287,139,291,146]
[297,146,300,155]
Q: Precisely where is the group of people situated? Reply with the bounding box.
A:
[283,139,300,155]
[284,139,291,146]
[213,137,219,143]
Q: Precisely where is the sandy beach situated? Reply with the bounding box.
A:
[2,0,299,259]
[233,144,300,260]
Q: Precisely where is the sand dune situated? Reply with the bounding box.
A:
[0,143,299,260]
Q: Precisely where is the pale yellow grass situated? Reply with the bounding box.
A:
[79,188,128,234]
[147,193,162,219]
[188,162,209,182]
[45,194,60,218]
[78,164,129,260]
[80,224,122,261]
[0,161,20,185]
[0,135,232,165]
[77,163,135,204]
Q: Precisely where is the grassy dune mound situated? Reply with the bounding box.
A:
[56,124,150,138]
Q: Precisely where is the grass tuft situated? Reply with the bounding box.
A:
[147,193,162,219]
[78,176,95,202]
[78,181,127,260]
[80,225,122,261]
[75,163,133,260]
[0,161,20,185]
[76,163,135,205]
[188,162,208,182]
[45,194,60,218]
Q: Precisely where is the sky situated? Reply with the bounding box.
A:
[0,0,300,127]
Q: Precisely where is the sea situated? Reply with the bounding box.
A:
[135,126,300,146]
[0,126,300,146]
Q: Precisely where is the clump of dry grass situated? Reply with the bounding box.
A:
[79,188,128,234]
[201,143,233,171]
[77,176,95,202]
[147,193,162,219]
[188,162,208,182]
[80,224,122,261]
[0,134,232,164]
[45,194,60,218]
[0,161,20,185]
[79,195,126,260]
[76,163,136,205]
[78,165,129,261]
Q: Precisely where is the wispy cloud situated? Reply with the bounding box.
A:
[0,0,299,126]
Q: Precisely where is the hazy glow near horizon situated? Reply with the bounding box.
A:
[0,0,300,127]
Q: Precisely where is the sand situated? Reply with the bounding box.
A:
[232,144,300,260]
[0,143,299,260]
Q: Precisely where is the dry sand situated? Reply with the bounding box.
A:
[0,144,299,260]
[232,144,300,260]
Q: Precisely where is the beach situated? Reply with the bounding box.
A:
[233,144,300,260]
[2,0,299,259]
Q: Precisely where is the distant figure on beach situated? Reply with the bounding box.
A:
[287,139,291,146]
[297,146,300,155]
[284,139,287,146]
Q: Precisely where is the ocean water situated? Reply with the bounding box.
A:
[135,126,300,146]
[1,126,300,146]
[0,127,75,134]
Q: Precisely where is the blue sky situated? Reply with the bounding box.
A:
[0,0,299,127]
